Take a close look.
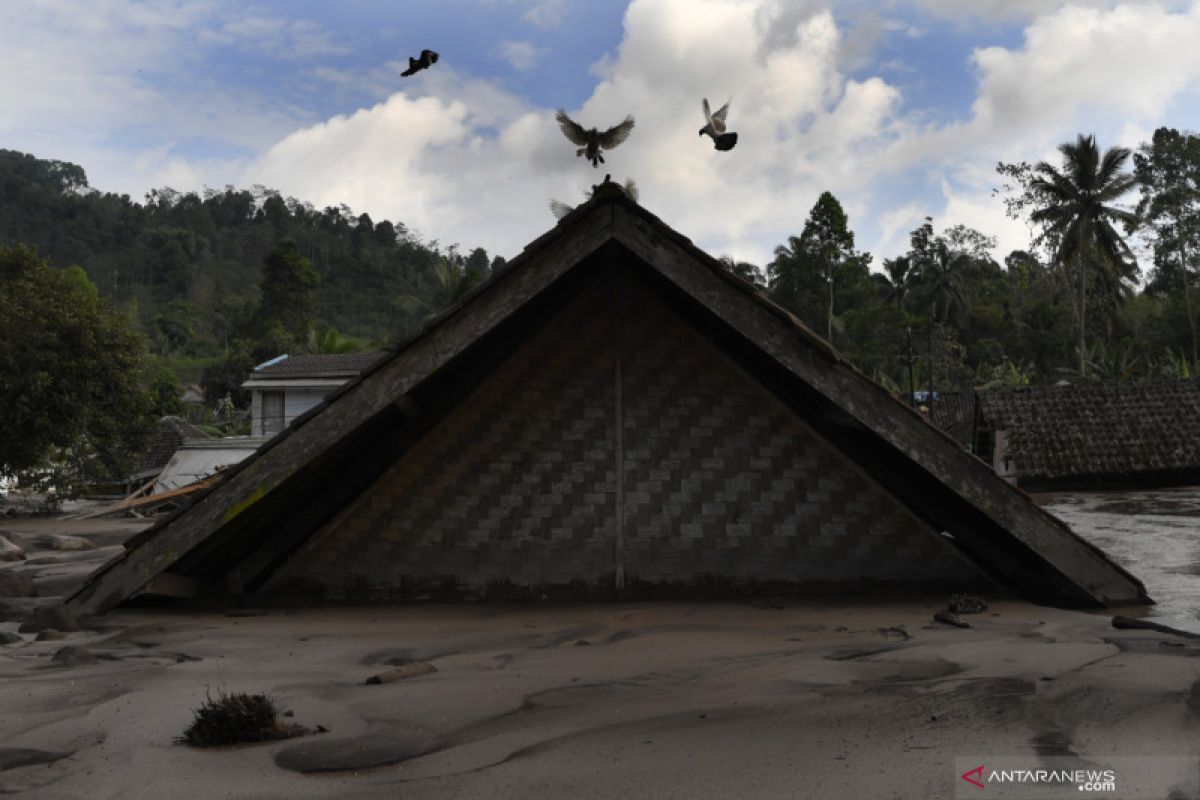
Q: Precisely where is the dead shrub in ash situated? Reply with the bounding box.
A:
[176,690,305,747]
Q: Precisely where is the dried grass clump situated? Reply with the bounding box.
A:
[176,690,303,747]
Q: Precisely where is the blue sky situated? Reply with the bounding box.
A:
[3,0,1200,267]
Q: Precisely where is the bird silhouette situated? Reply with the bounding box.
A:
[555,110,635,167]
[401,50,439,77]
[550,177,638,218]
[699,98,738,151]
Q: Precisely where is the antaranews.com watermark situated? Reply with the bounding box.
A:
[954,756,1199,799]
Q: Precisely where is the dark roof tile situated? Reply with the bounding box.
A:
[977,380,1200,479]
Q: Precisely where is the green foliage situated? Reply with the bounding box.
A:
[1002,134,1139,376]
[767,191,872,342]
[0,149,489,389]
[200,340,256,410]
[143,359,185,419]
[398,253,490,320]
[307,325,364,354]
[719,256,765,288]
[0,245,154,488]
[254,240,318,359]
[1134,127,1200,370]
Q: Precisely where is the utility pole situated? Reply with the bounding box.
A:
[905,327,916,408]
[927,305,935,416]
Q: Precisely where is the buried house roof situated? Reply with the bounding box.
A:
[245,352,387,382]
[67,183,1149,613]
[976,380,1200,487]
[133,416,211,480]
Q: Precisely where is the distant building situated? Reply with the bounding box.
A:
[973,380,1200,490]
[130,416,211,489]
[154,436,270,494]
[241,352,384,438]
[180,384,206,423]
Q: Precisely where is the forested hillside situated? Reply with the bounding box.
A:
[0,148,498,374]
[4,128,1200,408]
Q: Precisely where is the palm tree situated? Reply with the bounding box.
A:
[914,239,971,326]
[1030,134,1138,377]
[307,325,363,354]
[398,257,488,320]
[882,255,915,310]
[911,235,972,405]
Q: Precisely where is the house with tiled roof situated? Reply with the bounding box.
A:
[130,416,211,487]
[973,380,1200,490]
[242,351,384,437]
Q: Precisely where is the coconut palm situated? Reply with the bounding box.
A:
[881,255,915,310]
[913,239,971,327]
[1030,134,1138,376]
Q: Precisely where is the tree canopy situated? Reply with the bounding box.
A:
[0,245,154,487]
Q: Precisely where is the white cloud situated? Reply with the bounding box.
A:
[890,2,1200,259]
[523,0,568,29]
[912,0,1192,22]
[0,0,338,195]
[498,40,546,72]
[240,0,913,265]
[10,0,1200,273]
[198,14,347,59]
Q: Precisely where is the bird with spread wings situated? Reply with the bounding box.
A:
[555,110,636,167]
[699,98,738,151]
[401,49,439,77]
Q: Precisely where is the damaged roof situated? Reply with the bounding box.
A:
[67,182,1150,613]
[977,380,1200,483]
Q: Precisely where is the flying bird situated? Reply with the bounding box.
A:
[401,49,439,77]
[555,110,636,167]
[699,98,738,151]
[550,177,638,219]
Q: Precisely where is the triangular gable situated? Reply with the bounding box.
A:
[68,183,1148,612]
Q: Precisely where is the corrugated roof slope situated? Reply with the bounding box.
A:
[977,380,1200,479]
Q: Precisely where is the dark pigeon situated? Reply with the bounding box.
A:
[401,50,439,77]
[555,110,636,167]
[714,132,738,151]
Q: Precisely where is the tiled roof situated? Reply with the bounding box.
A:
[253,352,385,378]
[135,416,210,476]
[976,380,1200,479]
[928,392,974,448]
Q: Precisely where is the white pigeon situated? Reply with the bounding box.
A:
[699,98,738,151]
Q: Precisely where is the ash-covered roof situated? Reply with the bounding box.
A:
[252,352,385,379]
[134,416,210,477]
[67,181,1149,613]
[977,380,1200,480]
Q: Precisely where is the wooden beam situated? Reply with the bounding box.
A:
[66,474,222,521]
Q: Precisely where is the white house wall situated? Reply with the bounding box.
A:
[285,389,331,427]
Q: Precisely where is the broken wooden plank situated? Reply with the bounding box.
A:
[67,475,222,521]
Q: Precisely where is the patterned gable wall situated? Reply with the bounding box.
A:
[271,272,985,598]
